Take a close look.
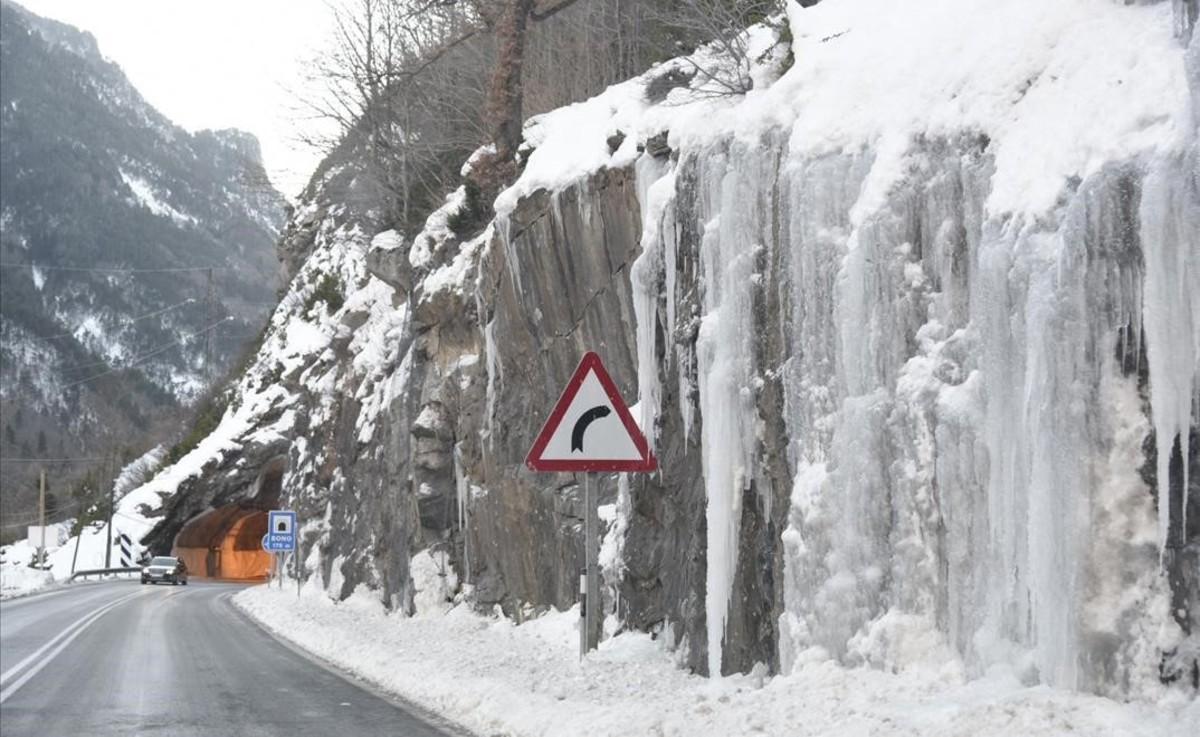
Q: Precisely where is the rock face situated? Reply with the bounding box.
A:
[469,168,647,611]
[140,0,1199,699]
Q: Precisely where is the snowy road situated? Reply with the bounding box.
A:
[0,580,455,736]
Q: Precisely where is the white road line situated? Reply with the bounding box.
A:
[0,589,144,698]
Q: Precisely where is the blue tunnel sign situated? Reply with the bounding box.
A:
[262,510,297,552]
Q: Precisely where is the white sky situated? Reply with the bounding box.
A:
[18,0,340,199]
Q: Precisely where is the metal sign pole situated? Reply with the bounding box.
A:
[578,565,587,659]
[579,470,592,659]
[584,472,600,653]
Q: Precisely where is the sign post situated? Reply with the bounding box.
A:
[262,510,297,590]
[525,352,656,658]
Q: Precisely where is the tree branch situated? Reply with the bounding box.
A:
[530,0,584,22]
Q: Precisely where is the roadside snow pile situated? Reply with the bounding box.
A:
[0,557,54,598]
[235,582,1197,737]
[0,445,164,598]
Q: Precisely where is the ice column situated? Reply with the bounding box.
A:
[1140,152,1200,551]
[631,154,676,451]
[691,141,775,676]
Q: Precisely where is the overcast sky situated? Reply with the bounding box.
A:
[18,0,339,199]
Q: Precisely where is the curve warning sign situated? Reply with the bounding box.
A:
[525,352,657,473]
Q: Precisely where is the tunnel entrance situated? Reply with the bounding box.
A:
[170,457,286,580]
[173,507,272,579]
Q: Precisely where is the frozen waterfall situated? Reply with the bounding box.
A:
[631,128,1196,692]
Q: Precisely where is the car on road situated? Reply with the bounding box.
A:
[141,556,188,585]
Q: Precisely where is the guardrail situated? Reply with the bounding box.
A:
[69,567,141,581]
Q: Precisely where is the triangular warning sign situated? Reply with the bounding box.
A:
[526,352,657,473]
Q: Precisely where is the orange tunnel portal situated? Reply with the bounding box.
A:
[172,506,273,580]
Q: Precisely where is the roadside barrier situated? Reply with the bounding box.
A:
[68,567,141,581]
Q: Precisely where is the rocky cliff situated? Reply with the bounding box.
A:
[139,0,1199,698]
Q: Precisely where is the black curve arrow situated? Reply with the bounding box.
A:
[571,406,611,452]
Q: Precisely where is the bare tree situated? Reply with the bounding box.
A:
[299,0,487,226]
[299,0,786,229]
[644,0,787,98]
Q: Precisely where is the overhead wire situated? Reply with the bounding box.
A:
[60,317,233,389]
[53,316,233,375]
[7,297,198,344]
[0,263,227,273]
[0,457,107,464]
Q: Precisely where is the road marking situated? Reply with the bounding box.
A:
[0,589,145,703]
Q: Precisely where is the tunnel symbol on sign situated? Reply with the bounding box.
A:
[269,511,294,536]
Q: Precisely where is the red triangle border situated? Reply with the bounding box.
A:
[525,352,658,473]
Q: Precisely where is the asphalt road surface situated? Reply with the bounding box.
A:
[0,580,456,736]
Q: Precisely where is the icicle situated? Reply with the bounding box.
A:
[631,155,675,451]
[1140,153,1200,552]
[496,214,523,298]
[482,316,501,449]
[691,141,766,677]
[453,444,471,584]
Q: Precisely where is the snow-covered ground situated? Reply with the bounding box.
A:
[235,569,1197,737]
[0,447,164,599]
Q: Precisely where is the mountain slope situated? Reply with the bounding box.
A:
[0,0,285,526]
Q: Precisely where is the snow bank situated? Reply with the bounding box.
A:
[0,445,165,597]
[235,583,1196,737]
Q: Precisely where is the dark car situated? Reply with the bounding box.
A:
[141,556,188,585]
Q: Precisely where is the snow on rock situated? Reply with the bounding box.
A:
[776,0,1188,218]
[119,167,199,226]
[495,0,1187,222]
[409,186,467,270]
[410,549,459,617]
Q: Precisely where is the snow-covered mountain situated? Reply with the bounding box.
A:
[0,1,285,520]
[136,0,1197,701]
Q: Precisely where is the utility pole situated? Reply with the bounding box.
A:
[104,450,114,568]
[70,518,83,575]
[204,267,215,386]
[38,468,46,568]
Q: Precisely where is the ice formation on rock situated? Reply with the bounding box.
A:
[129,0,1199,700]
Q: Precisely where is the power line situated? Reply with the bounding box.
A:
[128,298,200,323]
[0,457,106,464]
[0,263,228,274]
[8,298,198,344]
[61,318,232,389]
[204,268,215,385]
[55,316,232,375]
